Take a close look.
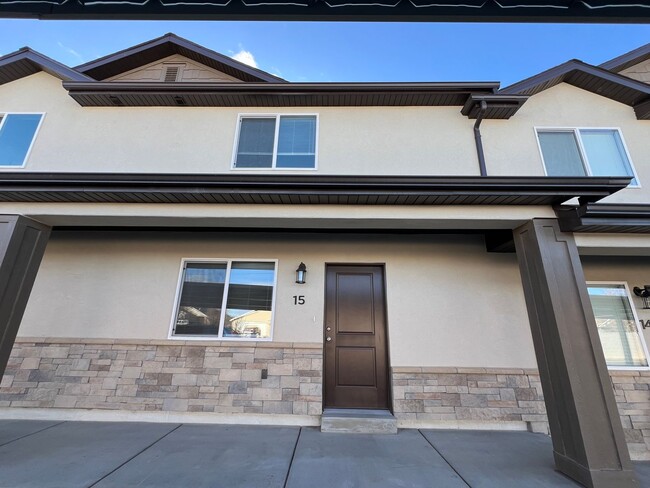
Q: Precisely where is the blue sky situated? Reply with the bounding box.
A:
[1,20,648,86]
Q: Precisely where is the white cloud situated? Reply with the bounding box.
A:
[232,50,258,69]
[57,41,84,63]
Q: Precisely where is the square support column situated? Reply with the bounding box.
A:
[513,219,637,488]
[0,215,50,380]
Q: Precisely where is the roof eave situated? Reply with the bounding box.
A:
[62,81,501,107]
[0,48,92,85]
[0,174,630,207]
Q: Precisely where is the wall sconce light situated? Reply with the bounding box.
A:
[296,262,307,284]
[633,285,650,309]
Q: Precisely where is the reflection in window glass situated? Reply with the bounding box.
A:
[0,114,43,167]
[173,261,275,339]
[175,263,227,335]
[580,130,637,185]
[224,262,275,339]
[588,284,648,368]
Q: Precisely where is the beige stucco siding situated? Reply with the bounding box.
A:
[0,72,479,176]
[483,83,650,204]
[620,59,650,84]
[18,232,538,369]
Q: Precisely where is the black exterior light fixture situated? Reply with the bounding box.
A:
[296,262,307,284]
[633,285,650,309]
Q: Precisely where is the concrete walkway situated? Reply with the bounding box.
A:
[0,420,648,487]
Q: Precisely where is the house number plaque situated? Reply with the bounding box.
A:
[292,295,305,305]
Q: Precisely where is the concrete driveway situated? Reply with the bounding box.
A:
[0,420,648,487]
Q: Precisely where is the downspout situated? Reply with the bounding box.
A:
[473,100,488,177]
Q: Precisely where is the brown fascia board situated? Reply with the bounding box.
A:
[556,203,650,233]
[599,43,650,73]
[73,33,285,83]
[62,81,500,107]
[0,173,630,207]
[460,94,529,119]
[500,60,650,118]
[0,47,92,86]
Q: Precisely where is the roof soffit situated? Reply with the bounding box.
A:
[500,60,650,119]
[0,48,92,86]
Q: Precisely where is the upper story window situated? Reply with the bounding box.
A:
[171,259,277,340]
[537,128,639,186]
[233,114,317,170]
[587,283,649,369]
[0,113,44,168]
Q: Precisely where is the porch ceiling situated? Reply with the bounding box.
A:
[0,174,629,207]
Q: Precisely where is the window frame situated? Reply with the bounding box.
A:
[0,112,45,170]
[168,257,278,342]
[586,281,650,371]
[535,127,640,188]
[231,113,319,171]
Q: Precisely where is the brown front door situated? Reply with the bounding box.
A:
[324,265,389,409]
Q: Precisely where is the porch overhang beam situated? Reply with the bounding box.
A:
[2,2,650,23]
[0,174,630,206]
[556,203,650,233]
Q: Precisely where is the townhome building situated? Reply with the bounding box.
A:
[0,34,649,487]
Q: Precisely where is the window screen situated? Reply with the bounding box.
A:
[538,131,586,177]
[235,118,276,168]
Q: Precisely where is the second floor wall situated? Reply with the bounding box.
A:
[1,70,649,204]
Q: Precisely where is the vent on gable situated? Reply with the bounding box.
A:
[163,66,181,83]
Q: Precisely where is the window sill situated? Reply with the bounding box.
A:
[169,335,273,342]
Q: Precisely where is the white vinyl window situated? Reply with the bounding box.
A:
[0,113,44,168]
[587,282,650,370]
[171,259,277,340]
[536,128,639,186]
[232,114,318,170]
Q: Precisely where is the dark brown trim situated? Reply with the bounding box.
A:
[599,42,650,73]
[74,33,285,83]
[500,60,650,117]
[461,94,529,120]
[0,173,630,206]
[0,215,51,382]
[62,81,500,107]
[0,48,93,86]
[557,203,650,233]
[2,2,650,22]
[513,219,637,487]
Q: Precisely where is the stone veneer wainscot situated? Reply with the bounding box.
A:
[0,338,322,417]
[391,367,650,461]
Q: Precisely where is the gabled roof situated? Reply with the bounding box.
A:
[74,33,286,83]
[600,43,650,73]
[0,47,93,86]
[500,59,650,120]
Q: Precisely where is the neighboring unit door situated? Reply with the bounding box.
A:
[324,265,389,409]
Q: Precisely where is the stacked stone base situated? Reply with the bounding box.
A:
[0,338,322,418]
[392,367,650,460]
[3,340,650,459]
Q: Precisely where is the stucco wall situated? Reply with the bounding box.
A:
[0,72,479,176]
[483,83,650,204]
[18,232,537,369]
[3,72,649,202]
